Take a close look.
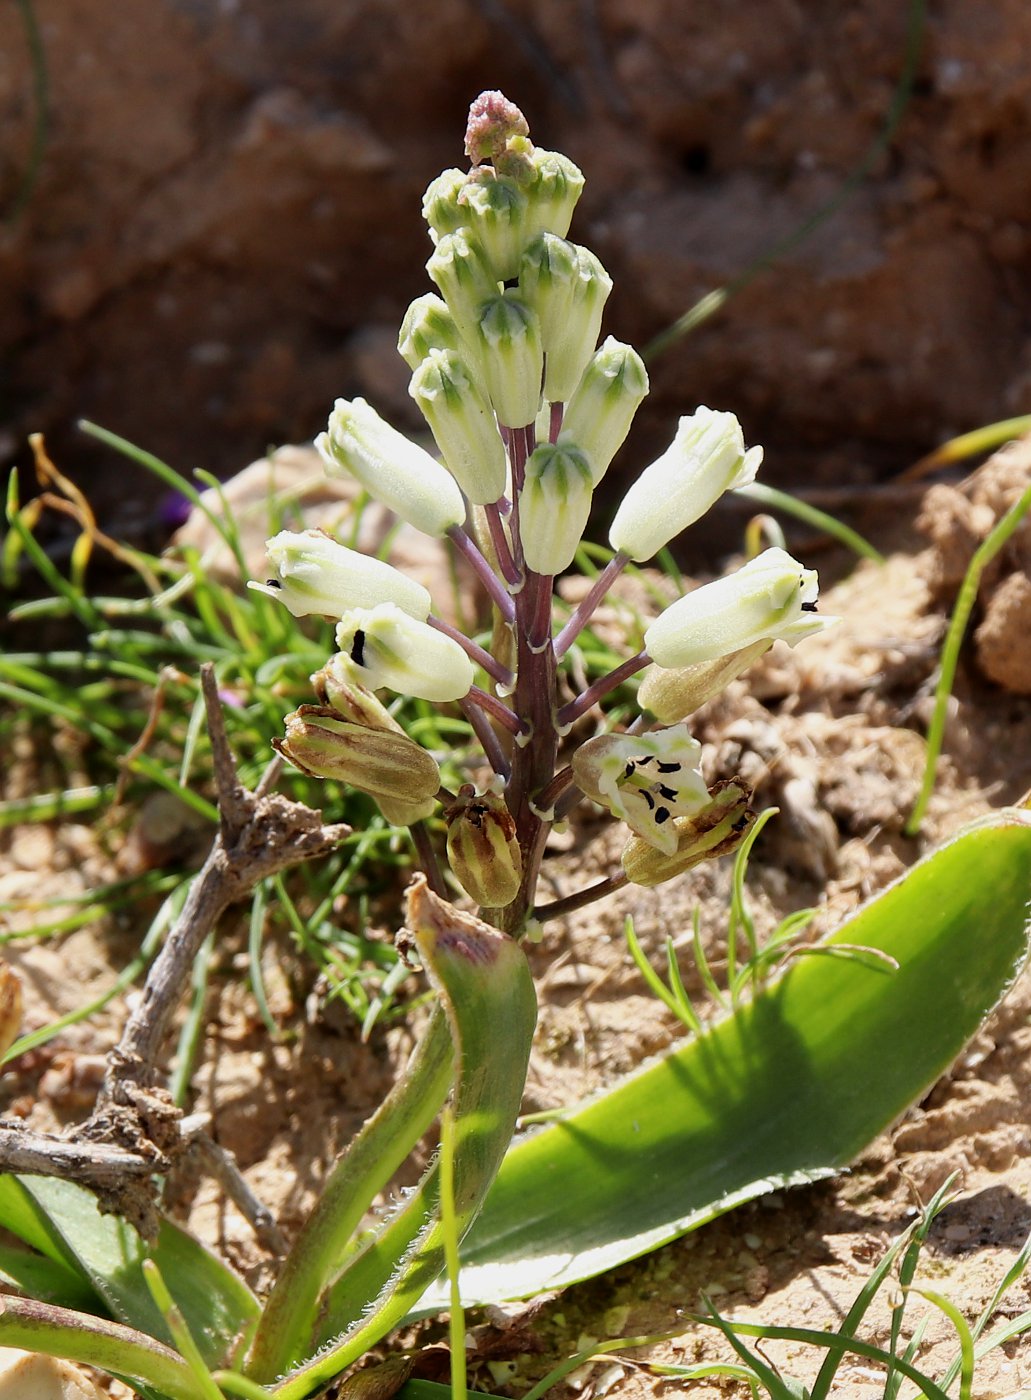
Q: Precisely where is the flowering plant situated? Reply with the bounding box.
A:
[259,90,835,936]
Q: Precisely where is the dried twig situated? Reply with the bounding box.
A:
[0,664,348,1241]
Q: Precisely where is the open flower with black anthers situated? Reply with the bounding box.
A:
[256,90,836,935]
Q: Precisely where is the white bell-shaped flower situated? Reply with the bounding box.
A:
[609,407,762,562]
[315,397,466,537]
[644,547,836,669]
[335,603,475,703]
[249,529,431,620]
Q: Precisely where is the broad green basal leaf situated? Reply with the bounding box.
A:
[424,807,1031,1306]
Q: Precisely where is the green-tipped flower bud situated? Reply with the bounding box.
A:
[476,292,543,428]
[644,547,837,670]
[274,704,440,803]
[458,173,529,282]
[637,641,774,723]
[609,407,763,561]
[249,528,430,620]
[523,147,585,244]
[398,293,466,371]
[427,230,499,343]
[572,727,709,856]
[621,780,755,886]
[422,167,470,244]
[558,337,649,484]
[444,786,523,908]
[335,603,475,702]
[519,442,593,575]
[409,348,507,504]
[315,397,465,537]
[519,234,612,403]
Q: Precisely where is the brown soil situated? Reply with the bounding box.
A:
[4,437,1031,1396]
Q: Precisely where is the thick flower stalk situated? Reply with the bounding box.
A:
[261,91,835,936]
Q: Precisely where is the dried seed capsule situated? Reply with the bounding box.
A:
[636,641,774,723]
[274,705,441,803]
[572,727,709,856]
[445,786,523,908]
[621,780,755,886]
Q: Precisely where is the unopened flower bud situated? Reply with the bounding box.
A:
[458,173,529,282]
[422,168,471,244]
[519,234,612,403]
[398,293,466,371]
[409,348,507,504]
[274,705,441,804]
[519,442,593,575]
[427,230,500,343]
[637,641,774,723]
[522,147,585,244]
[644,547,836,670]
[558,337,648,484]
[315,397,465,537]
[572,727,709,856]
[250,528,430,620]
[621,780,755,886]
[609,407,763,562]
[476,293,543,428]
[335,603,475,702]
[445,786,523,907]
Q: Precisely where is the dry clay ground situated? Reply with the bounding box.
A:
[3,442,1031,1398]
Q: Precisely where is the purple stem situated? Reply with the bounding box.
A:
[483,503,522,589]
[557,649,650,728]
[447,526,515,622]
[465,684,525,737]
[410,820,449,899]
[525,570,555,652]
[549,401,564,444]
[534,870,629,924]
[459,695,511,780]
[428,614,513,688]
[532,764,575,817]
[553,552,630,658]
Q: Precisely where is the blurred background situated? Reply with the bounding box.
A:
[2,0,1029,553]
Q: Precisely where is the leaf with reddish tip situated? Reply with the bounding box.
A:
[260,877,536,1396]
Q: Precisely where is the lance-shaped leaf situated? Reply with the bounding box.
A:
[0,1175,259,1369]
[419,807,1031,1307]
[0,1296,202,1400]
[262,878,537,1397]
